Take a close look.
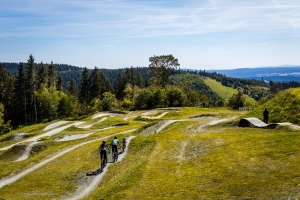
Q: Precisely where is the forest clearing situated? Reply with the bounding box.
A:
[1,107,300,199]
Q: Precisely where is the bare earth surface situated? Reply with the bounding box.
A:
[62,136,136,200]
[0,122,85,151]
[54,133,95,142]
[0,130,136,189]
[43,121,69,131]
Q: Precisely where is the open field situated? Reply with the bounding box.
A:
[1,107,300,199]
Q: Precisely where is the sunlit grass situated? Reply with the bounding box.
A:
[204,77,256,104]
[1,108,300,199]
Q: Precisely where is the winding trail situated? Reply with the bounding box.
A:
[43,121,69,131]
[62,136,136,200]
[0,122,84,151]
[140,120,178,136]
[141,112,169,119]
[54,133,94,142]
[14,141,39,162]
[77,117,107,129]
[0,129,136,189]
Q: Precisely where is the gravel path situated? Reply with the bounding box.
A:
[62,136,136,200]
[54,133,94,142]
[14,141,39,162]
[141,112,169,119]
[0,122,84,151]
[43,121,69,131]
[140,120,178,136]
[0,129,136,189]
[77,117,107,129]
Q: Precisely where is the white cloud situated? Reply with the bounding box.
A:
[1,0,300,39]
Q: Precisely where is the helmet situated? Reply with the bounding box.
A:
[103,140,106,143]
[114,136,117,139]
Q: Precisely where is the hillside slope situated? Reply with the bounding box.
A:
[204,77,256,105]
[242,88,300,124]
[170,73,222,102]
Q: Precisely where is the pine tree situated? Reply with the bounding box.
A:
[14,63,27,125]
[26,54,38,124]
[114,72,126,100]
[125,67,136,86]
[56,76,63,91]
[48,61,57,88]
[136,73,144,87]
[89,67,102,101]
[0,63,15,125]
[68,78,77,96]
[37,62,48,89]
[79,67,90,104]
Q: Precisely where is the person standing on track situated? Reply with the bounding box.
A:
[263,108,269,124]
[99,140,110,166]
[111,136,121,155]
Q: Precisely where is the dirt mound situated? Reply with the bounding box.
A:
[189,114,219,118]
[0,145,27,161]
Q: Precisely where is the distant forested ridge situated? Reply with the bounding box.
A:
[1,56,300,131]
[2,62,152,90]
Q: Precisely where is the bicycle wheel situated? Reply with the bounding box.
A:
[113,151,118,163]
[101,158,105,171]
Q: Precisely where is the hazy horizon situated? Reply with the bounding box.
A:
[1,0,300,70]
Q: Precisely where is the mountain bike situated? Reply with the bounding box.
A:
[122,144,126,152]
[112,148,118,163]
[100,152,108,172]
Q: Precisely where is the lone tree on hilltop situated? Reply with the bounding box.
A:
[149,54,180,87]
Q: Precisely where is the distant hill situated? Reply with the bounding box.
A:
[169,73,222,103]
[205,66,300,83]
[203,77,256,105]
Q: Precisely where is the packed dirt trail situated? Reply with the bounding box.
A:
[0,129,136,189]
[43,121,69,131]
[62,136,136,200]
[14,141,40,162]
[0,121,84,151]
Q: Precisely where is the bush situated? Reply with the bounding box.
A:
[100,92,118,111]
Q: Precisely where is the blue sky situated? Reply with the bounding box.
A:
[1,0,300,70]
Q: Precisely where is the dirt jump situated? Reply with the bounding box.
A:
[239,117,292,128]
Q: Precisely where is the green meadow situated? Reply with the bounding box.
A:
[0,103,300,199]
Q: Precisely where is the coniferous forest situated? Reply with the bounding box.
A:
[1,54,300,132]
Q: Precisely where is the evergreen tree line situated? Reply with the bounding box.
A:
[0,54,203,131]
[4,62,300,102]
[1,54,300,131]
[2,62,152,93]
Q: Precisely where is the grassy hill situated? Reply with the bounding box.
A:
[1,107,300,199]
[170,73,222,102]
[204,77,256,105]
[242,88,300,124]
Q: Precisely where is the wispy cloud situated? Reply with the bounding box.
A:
[1,0,300,39]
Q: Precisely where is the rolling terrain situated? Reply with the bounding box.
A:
[1,104,300,199]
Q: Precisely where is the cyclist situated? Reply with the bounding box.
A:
[111,136,121,157]
[99,140,110,166]
[122,138,127,152]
